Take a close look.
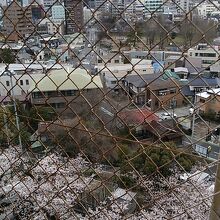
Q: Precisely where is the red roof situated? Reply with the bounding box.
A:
[118,108,159,126]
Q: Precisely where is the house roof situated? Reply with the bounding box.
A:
[196,88,220,99]
[145,120,183,139]
[180,85,194,96]
[0,95,27,103]
[17,52,32,60]
[37,118,82,135]
[112,188,136,201]
[118,108,159,126]
[196,92,211,99]
[174,67,188,73]
[29,68,103,92]
[125,73,180,90]
[188,77,220,87]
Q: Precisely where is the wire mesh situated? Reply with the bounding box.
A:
[0,0,219,219]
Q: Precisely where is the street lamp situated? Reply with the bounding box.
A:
[3,67,22,151]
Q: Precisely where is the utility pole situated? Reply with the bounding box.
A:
[4,67,23,151]
[2,105,10,146]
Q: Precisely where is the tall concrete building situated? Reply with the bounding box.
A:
[64,0,83,34]
[3,0,34,41]
[175,0,190,14]
[145,0,164,15]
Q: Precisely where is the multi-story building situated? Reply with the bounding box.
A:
[145,0,164,16]
[175,0,190,14]
[31,3,45,21]
[3,0,34,41]
[64,0,84,34]
[29,68,103,117]
[94,0,110,12]
[52,4,65,20]
[188,44,220,69]
[0,63,63,98]
[43,0,57,8]
[124,71,184,111]
[38,18,65,36]
[196,1,220,18]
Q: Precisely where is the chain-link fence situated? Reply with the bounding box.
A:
[0,0,219,219]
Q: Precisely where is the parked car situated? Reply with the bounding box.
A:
[160,112,177,120]
[189,108,195,115]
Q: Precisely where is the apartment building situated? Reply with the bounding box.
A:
[196,1,220,18]
[175,0,190,14]
[94,0,110,12]
[64,0,84,34]
[52,4,65,20]
[187,44,220,69]
[145,0,164,15]
[3,1,34,41]
[29,68,103,117]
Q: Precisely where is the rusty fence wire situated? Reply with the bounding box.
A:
[0,0,219,219]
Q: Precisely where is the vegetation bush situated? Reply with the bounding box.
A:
[120,142,196,177]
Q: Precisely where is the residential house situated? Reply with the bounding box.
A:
[123,50,183,62]
[124,71,184,111]
[196,88,220,114]
[0,63,63,98]
[97,52,124,65]
[165,55,184,69]
[98,59,154,91]
[210,62,220,77]
[118,108,159,138]
[187,77,220,93]
[144,120,183,145]
[173,67,189,79]
[16,52,33,64]
[180,76,220,103]
[29,68,103,118]
[118,108,182,144]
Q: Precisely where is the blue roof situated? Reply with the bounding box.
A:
[153,61,164,73]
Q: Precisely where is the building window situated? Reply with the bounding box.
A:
[6,81,10,86]
[200,99,206,103]
[158,89,169,96]
[20,80,23,86]
[202,60,215,64]
[115,60,119,63]
[32,92,43,99]
[170,88,176,94]
[98,59,102,63]
[51,103,65,109]
[56,103,65,108]
[211,97,216,103]
[66,90,75,96]
[26,79,29,85]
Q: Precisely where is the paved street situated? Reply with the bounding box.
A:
[155,105,191,118]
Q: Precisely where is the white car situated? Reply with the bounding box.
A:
[160,112,177,120]
[189,108,195,115]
